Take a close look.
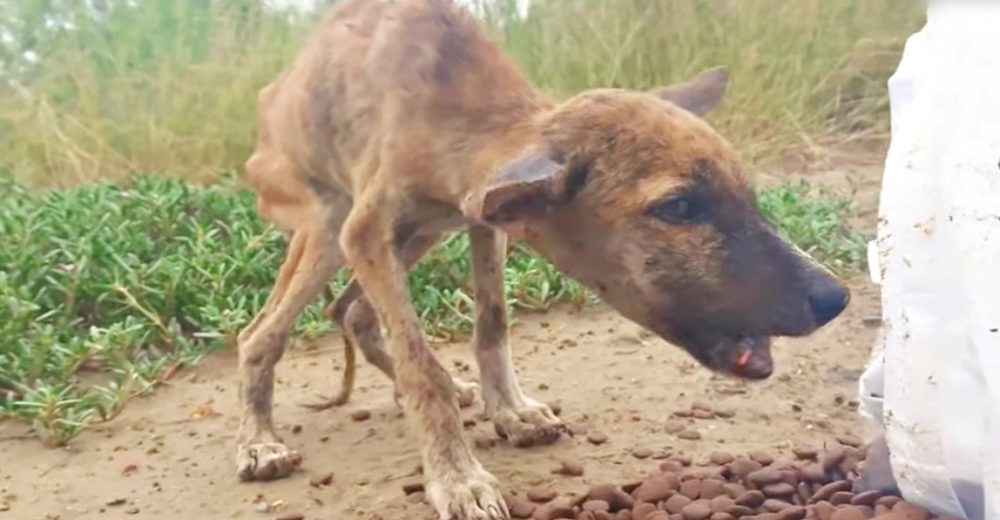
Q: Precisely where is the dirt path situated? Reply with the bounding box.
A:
[0,160,886,520]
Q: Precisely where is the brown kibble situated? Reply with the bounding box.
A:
[725,505,756,517]
[778,506,807,520]
[762,498,790,512]
[692,400,714,412]
[749,451,775,465]
[734,490,766,508]
[665,494,694,514]
[680,479,702,499]
[850,490,883,506]
[553,459,584,477]
[308,472,334,487]
[800,463,828,483]
[722,483,745,499]
[692,409,714,420]
[809,480,851,503]
[700,479,726,500]
[635,476,678,503]
[681,501,713,520]
[836,435,862,448]
[588,484,635,511]
[729,458,763,479]
[748,468,784,486]
[709,495,735,513]
[588,432,610,445]
[583,500,611,512]
[820,446,846,472]
[874,496,901,508]
[633,502,658,520]
[661,460,685,473]
[829,491,853,505]
[633,448,654,460]
[792,446,818,460]
[527,487,557,503]
[762,483,796,498]
[457,390,475,408]
[715,408,736,418]
[810,502,837,520]
[350,409,371,422]
[665,420,688,434]
[510,499,538,519]
[402,482,425,495]
[532,503,576,520]
[796,482,812,504]
[892,501,930,520]
[678,430,702,440]
[829,505,869,520]
[710,452,735,465]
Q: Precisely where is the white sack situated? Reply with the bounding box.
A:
[859,2,1000,519]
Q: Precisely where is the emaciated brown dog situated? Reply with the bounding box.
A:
[236,1,850,518]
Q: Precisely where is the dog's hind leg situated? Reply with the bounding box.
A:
[304,233,478,410]
[235,200,347,482]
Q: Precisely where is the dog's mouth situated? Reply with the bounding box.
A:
[721,335,773,380]
[664,329,775,380]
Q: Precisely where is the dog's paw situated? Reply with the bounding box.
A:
[426,465,509,520]
[491,396,566,448]
[236,442,302,482]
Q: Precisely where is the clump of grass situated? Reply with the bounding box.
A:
[0,173,864,444]
[0,0,923,186]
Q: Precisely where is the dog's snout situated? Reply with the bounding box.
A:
[807,277,849,327]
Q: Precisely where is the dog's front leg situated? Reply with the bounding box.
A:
[469,225,565,447]
[341,200,509,520]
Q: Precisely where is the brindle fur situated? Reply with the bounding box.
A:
[236,1,849,518]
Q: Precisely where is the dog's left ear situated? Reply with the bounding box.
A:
[650,66,729,116]
[464,148,585,225]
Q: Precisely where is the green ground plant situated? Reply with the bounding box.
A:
[0,173,866,444]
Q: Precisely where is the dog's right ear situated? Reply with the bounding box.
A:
[463,148,574,225]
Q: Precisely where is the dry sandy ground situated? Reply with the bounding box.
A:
[0,157,886,520]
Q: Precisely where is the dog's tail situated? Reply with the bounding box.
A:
[301,280,363,411]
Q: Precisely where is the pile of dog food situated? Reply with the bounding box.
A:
[500,440,960,520]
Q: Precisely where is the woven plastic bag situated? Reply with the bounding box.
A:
[858,2,1000,519]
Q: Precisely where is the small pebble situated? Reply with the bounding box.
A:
[677,430,702,440]
[680,501,712,520]
[587,432,610,445]
[308,472,334,487]
[664,420,687,434]
[350,409,371,422]
[692,409,714,420]
[749,451,774,465]
[632,448,653,459]
[553,460,585,477]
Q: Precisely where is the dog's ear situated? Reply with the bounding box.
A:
[466,148,583,225]
[650,66,729,117]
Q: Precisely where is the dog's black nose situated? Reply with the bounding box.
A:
[808,280,850,327]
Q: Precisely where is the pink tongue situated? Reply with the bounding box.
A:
[733,342,773,379]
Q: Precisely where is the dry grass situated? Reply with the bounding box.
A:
[0,0,924,186]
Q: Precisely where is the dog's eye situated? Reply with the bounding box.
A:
[650,196,705,224]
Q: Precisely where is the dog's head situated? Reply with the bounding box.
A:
[467,67,849,380]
